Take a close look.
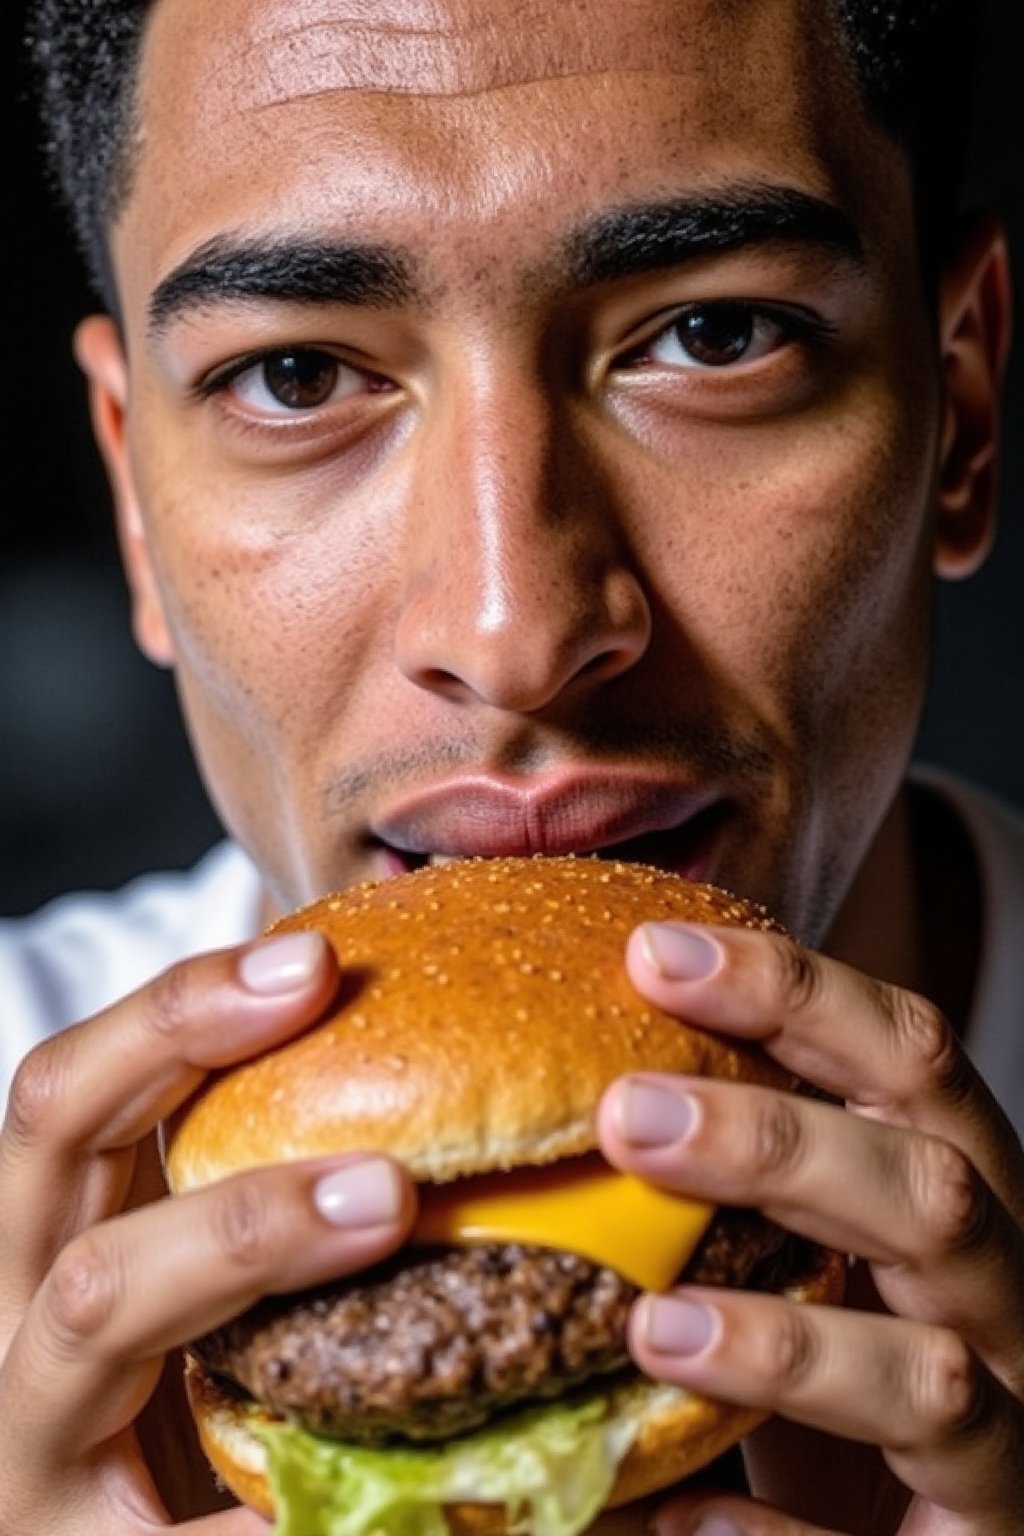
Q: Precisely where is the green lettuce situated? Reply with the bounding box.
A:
[255,1393,630,1536]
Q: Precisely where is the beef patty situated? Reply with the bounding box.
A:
[192,1208,804,1443]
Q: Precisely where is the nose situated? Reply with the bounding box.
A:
[394,367,651,714]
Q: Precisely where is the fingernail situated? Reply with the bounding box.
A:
[693,1519,743,1536]
[617,1079,696,1147]
[641,1295,719,1355]
[315,1157,404,1228]
[239,931,326,995]
[639,923,722,981]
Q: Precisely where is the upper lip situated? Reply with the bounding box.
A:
[370,770,720,858]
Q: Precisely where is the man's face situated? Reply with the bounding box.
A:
[104,0,948,939]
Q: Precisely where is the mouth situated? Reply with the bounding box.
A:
[367,773,731,884]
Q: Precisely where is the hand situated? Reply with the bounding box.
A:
[0,932,417,1534]
[597,921,1024,1535]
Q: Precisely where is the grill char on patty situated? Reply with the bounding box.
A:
[192,1208,806,1443]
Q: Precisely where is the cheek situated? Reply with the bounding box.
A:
[131,449,395,834]
[640,379,939,756]
[782,418,935,740]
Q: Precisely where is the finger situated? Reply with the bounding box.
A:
[7,1151,416,1469]
[0,931,339,1303]
[3,932,338,1154]
[597,1073,1024,1369]
[652,1490,841,1535]
[625,923,1024,1218]
[630,1287,1024,1522]
[13,1475,275,1536]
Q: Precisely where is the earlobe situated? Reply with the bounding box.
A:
[73,315,176,666]
[933,214,1014,581]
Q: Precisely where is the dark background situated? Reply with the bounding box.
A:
[1,2,1022,918]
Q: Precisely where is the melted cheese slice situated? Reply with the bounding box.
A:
[414,1156,713,1292]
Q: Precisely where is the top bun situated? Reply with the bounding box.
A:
[166,857,788,1194]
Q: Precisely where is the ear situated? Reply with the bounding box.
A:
[74,316,176,666]
[933,213,1014,581]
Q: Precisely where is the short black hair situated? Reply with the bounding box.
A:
[29,0,983,311]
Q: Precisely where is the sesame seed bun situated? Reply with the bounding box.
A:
[166,857,792,1193]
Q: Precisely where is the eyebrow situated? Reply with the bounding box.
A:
[568,184,866,286]
[147,235,418,336]
[146,183,864,337]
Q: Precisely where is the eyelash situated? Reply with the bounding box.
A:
[192,300,835,417]
[620,300,836,369]
[192,347,391,411]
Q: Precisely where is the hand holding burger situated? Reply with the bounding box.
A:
[165,857,843,1535]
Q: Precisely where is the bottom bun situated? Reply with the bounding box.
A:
[186,1245,843,1533]
[186,1360,763,1532]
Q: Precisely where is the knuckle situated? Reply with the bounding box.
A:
[44,1235,123,1348]
[210,1177,279,1272]
[746,1090,805,1178]
[758,1306,819,1390]
[911,1137,990,1257]
[141,959,195,1039]
[911,1331,987,1443]
[886,988,961,1096]
[766,934,820,1017]
[3,1041,70,1149]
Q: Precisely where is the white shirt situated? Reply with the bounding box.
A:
[920,771,1024,1138]
[3,775,1024,1134]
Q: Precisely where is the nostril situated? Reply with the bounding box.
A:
[579,651,611,679]
[576,643,637,686]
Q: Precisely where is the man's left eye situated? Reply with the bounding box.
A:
[644,304,789,370]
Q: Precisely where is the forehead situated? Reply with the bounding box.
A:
[143,0,832,94]
[121,0,902,301]
[171,0,767,102]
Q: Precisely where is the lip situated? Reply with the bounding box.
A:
[369,770,728,877]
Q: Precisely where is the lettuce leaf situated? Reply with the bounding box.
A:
[256,1393,630,1536]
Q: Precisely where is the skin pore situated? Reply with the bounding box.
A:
[77,0,1002,1025]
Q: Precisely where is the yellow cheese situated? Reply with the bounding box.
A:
[414,1156,713,1293]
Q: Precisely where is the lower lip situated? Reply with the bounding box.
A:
[372,802,729,884]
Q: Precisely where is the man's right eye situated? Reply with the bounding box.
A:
[213,348,373,416]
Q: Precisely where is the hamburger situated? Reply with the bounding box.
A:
[164,856,844,1535]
